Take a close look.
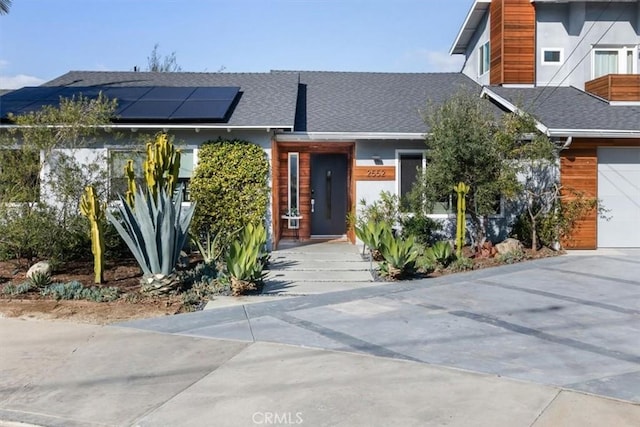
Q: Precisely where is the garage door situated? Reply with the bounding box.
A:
[598,148,640,247]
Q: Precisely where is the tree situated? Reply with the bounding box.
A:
[415,89,554,248]
[146,43,182,72]
[0,0,11,15]
[0,94,117,262]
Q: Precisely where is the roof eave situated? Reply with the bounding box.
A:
[547,129,640,139]
[275,131,426,142]
[449,0,492,55]
[480,87,549,134]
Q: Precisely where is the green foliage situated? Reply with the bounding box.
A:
[357,191,400,227]
[225,222,268,295]
[510,189,599,250]
[423,241,454,268]
[40,281,120,302]
[1,281,33,296]
[496,249,526,264]
[106,186,195,276]
[191,231,225,265]
[190,139,269,250]
[400,214,441,246]
[28,271,52,289]
[449,256,474,272]
[418,90,553,245]
[355,220,390,256]
[378,228,418,279]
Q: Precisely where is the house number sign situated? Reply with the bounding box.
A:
[354,166,395,181]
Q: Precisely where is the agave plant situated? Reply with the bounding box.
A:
[106,186,195,295]
[355,220,391,260]
[378,230,418,279]
[225,222,268,296]
[423,240,454,268]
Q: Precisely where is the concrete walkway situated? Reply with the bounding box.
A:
[262,240,376,295]
[1,318,639,427]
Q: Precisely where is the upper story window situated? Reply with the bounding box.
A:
[479,41,490,76]
[593,46,637,79]
[542,48,563,65]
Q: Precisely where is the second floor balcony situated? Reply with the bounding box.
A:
[585,74,640,102]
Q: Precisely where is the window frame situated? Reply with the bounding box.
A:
[591,45,638,79]
[287,152,300,229]
[478,41,490,77]
[541,48,563,65]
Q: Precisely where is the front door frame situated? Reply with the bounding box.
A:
[272,140,355,248]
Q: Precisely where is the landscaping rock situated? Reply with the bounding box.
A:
[495,238,523,254]
[26,261,52,279]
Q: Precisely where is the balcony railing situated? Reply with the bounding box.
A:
[585,74,640,102]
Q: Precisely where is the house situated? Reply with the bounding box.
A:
[1,70,505,249]
[451,0,640,248]
[1,0,638,249]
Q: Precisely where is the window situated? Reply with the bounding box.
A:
[593,46,637,78]
[542,49,563,65]
[109,149,193,201]
[287,152,299,229]
[397,151,424,212]
[0,149,40,203]
[479,41,490,76]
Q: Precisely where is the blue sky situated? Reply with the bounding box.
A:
[0,0,472,89]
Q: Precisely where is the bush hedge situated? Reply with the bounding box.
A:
[190,139,269,247]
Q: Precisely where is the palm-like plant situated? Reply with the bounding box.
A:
[106,186,195,295]
[0,0,12,15]
[378,230,418,279]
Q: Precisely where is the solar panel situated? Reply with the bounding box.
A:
[102,87,153,101]
[141,87,197,101]
[169,100,233,120]
[1,85,240,122]
[118,100,182,120]
[189,86,240,101]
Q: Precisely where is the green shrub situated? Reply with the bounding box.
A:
[449,256,474,272]
[400,214,441,246]
[357,191,400,227]
[378,228,418,279]
[190,139,269,250]
[424,241,454,268]
[41,281,120,302]
[1,281,33,296]
[497,249,526,264]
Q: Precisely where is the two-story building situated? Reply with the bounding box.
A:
[452,0,640,248]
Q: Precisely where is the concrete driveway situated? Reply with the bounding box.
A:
[1,251,639,426]
[123,250,640,403]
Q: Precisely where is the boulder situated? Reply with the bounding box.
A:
[26,261,52,278]
[495,238,523,255]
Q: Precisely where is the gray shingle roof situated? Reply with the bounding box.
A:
[42,71,300,128]
[487,86,640,131]
[290,71,484,133]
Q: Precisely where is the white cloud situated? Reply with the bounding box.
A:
[424,51,465,72]
[0,74,47,90]
[0,59,9,69]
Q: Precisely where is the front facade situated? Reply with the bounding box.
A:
[2,0,639,249]
[452,0,640,249]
